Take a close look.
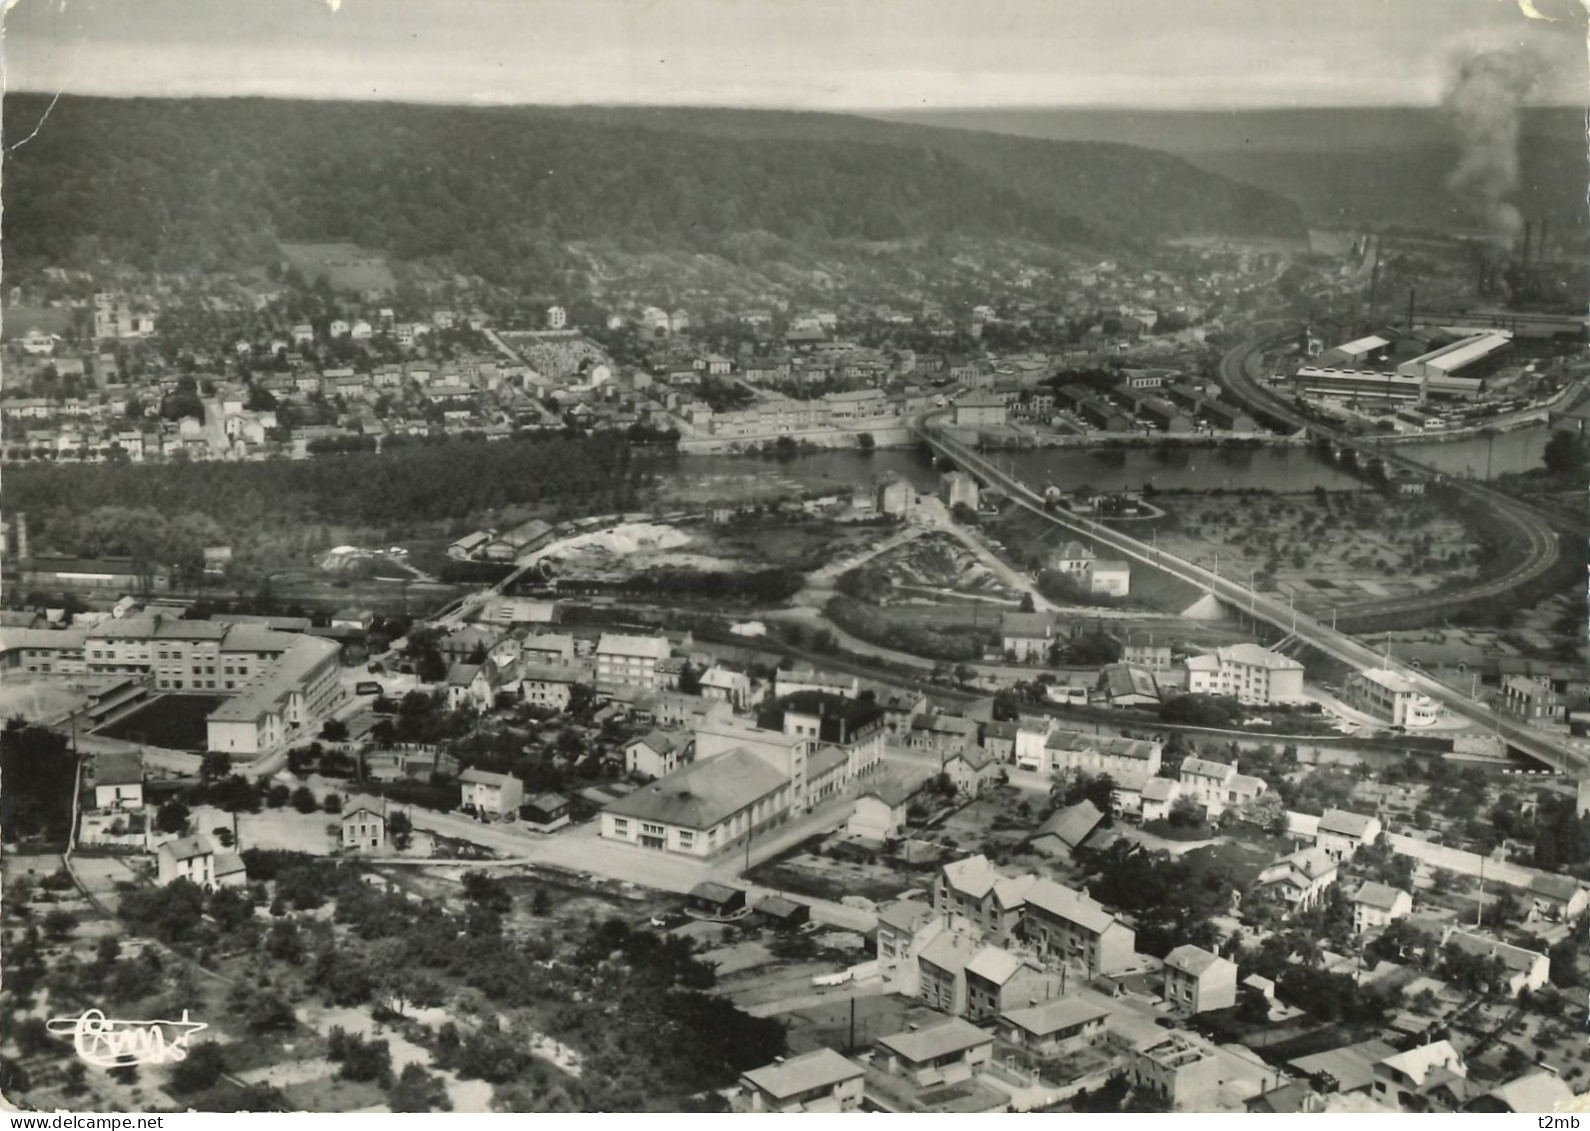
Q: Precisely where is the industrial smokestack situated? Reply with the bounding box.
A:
[1442,44,1539,253]
[1537,218,1549,264]
[1407,288,1416,332]
[1367,243,1382,323]
[1521,221,1533,269]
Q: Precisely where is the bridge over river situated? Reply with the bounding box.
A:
[913,414,1585,777]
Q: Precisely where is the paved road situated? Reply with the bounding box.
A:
[917,419,1588,776]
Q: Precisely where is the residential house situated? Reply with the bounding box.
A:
[943,745,999,798]
[1442,930,1551,994]
[872,1018,994,1088]
[1127,1034,1221,1112]
[932,855,1036,947]
[1002,612,1054,663]
[1256,846,1339,911]
[1500,675,1560,724]
[874,472,915,516]
[1315,808,1382,862]
[1040,729,1162,779]
[700,665,755,710]
[907,712,978,760]
[1086,560,1131,596]
[1021,878,1137,976]
[1177,757,1268,818]
[340,794,386,852]
[91,751,144,810]
[964,945,1062,1023]
[1184,643,1305,705]
[738,1049,866,1114]
[446,661,501,712]
[625,728,691,780]
[599,747,791,857]
[1352,882,1414,933]
[979,720,1019,763]
[459,768,525,819]
[157,835,217,888]
[1467,1071,1575,1114]
[952,391,1007,427]
[939,471,980,511]
[998,998,1111,1058]
[1162,944,1238,1014]
[1372,1041,1467,1111]
[918,928,981,1015]
[517,662,579,712]
[847,778,918,841]
[521,632,577,667]
[1525,873,1589,922]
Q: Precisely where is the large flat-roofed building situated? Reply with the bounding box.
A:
[599,747,791,856]
[1294,366,1424,405]
[206,634,343,755]
[1319,335,1391,368]
[594,632,672,690]
[1397,331,1512,394]
[1345,668,1440,728]
[1128,1034,1221,1112]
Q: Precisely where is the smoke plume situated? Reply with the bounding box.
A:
[1442,44,1540,251]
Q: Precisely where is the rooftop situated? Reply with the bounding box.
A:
[1000,996,1110,1037]
[161,835,214,861]
[1023,878,1118,935]
[741,1048,864,1100]
[1318,808,1378,838]
[604,748,787,830]
[1353,882,1410,911]
[876,1018,993,1065]
[1164,944,1233,978]
[93,751,143,788]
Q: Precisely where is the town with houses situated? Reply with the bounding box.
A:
[4,1,1590,1119]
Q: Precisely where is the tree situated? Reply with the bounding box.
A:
[1018,593,1036,613]
[388,1063,451,1112]
[169,1042,228,1094]
[1167,795,1206,828]
[246,992,297,1034]
[322,792,343,814]
[1542,430,1586,477]
[199,750,231,781]
[531,888,552,917]
[388,810,413,850]
[42,908,77,941]
[291,786,318,814]
[321,719,349,742]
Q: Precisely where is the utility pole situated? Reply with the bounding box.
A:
[849,994,857,1052]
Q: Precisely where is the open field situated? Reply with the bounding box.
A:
[95,694,224,750]
[279,241,396,293]
[1150,491,1480,616]
[0,676,92,724]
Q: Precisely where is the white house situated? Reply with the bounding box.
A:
[340,793,387,852]
[91,751,144,810]
[1315,808,1382,862]
[1351,882,1413,933]
[157,835,216,888]
[1184,643,1305,705]
[460,768,524,819]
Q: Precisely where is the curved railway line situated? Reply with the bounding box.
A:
[1218,333,1574,627]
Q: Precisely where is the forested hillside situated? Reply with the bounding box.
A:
[2,96,1306,290]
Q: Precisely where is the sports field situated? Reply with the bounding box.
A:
[95,694,225,751]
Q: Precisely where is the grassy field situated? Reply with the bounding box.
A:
[279,241,396,293]
[96,694,225,750]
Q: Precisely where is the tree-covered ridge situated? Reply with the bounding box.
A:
[2,95,1305,287]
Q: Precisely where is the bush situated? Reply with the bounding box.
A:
[168,1042,227,1094]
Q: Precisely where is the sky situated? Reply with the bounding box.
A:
[2,0,1586,111]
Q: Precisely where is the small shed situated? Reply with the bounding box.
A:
[755,894,811,929]
[522,792,571,833]
[686,881,747,919]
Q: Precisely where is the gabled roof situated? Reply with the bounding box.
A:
[596,632,671,660]
[876,1018,992,1064]
[161,835,214,861]
[1527,873,1583,902]
[1353,882,1410,911]
[1378,1040,1465,1087]
[341,793,385,818]
[460,767,520,789]
[1318,808,1377,838]
[1164,944,1233,978]
[1023,878,1118,934]
[1288,1039,1399,1093]
[1032,801,1104,850]
[1483,1070,1574,1114]
[1000,996,1110,1038]
[1001,612,1053,638]
[1180,757,1235,781]
[965,944,1030,986]
[859,777,920,808]
[876,899,933,935]
[446,662,482,687]
[1443,930,1547,975]
[603,748,786,830]
[741,1048,864,1100]
[919,929,980,975]
[808,744,849,777]
[93,751,143,788]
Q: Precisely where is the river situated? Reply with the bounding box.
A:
[651,425,1550,499]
